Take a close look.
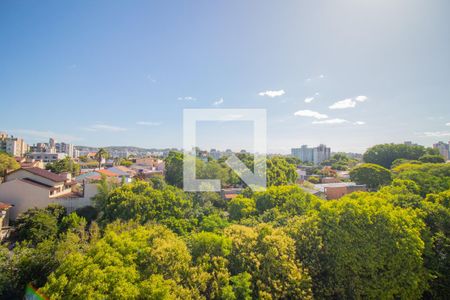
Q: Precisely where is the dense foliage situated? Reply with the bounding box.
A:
[0,151,20,179]
[349,163,392,190]
[363,143,438,168]
[320,152,357,170]
[1,146,449,299]
[46,157,81,176]
[164,151,297,189]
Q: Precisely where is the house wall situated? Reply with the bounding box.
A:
[6,169,73,198]
[56,183,97,213]
[0,180,97,220]
[324,186,348,200]
[0,179,51,219]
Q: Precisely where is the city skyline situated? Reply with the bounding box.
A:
[1,0,450,153]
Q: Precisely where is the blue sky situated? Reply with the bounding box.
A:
[1,0,449,153]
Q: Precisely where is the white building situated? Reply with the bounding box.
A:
[27,152,67,163]
[291,144,331,165]
[0,132,28,157]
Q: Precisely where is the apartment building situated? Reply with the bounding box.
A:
[291,144,331,165]
[0,132,28,156]
[433,141,450,161]
[27,152,67,163]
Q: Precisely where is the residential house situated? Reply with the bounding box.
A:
[0,167,91,219]
[15,157,45,169]
[314,182,367,200]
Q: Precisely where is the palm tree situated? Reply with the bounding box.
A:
[94,148,109,170]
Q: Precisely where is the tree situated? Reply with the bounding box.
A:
[286,194,428,299]
[188,231,232,262]
[15,208,60,245]
[253,185,320,217]
[230,272,252,300]
[0,151,20,180]
[164,151,184,188]
[419,154,446,164]
[350,163,392,190]
[0,239,59,298]
[59,213,87,234]
[393,163,450,196]
[266,156,298,186]
[41,222,199,299]
[46,157,80,175]
[94,148,109,169]
[101,181,196,235]
[363,143,431,168]
[320,152,357,170]
[225,224,313,299]
[228,197,256,221]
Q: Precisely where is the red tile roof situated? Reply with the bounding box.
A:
[8,167,67,182]
[97,169,119,177]
[0,202,12,210]
[19,178,57,190]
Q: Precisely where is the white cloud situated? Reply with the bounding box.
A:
[178,96,196,101]
[136,121,162,126]
[258,90,285,98]
[8,129,82,142]
[294,110,328,119]
[213,98,224,106]
[83,124,127,132]
[319,74,325,79]
[446,122,450,126]
[423,131,450,137]
[146,75,156,83]
[354,121,366,125]
[304,97,314,103]
[329,98,356,109]
[355,95,368,102]
[312,118,349,124]
[329,95,368,109]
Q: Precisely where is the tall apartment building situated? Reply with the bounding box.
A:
[433,141,449,161]
[0,132,28,156]
[30,138,76,159]
[291,144,331,165]
[56,142,74,158]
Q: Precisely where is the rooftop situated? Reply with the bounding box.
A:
[8,167,68,182]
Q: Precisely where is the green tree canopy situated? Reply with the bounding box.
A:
[101,181,196,235]
[350,163,392,190]
[0,151,20,178]
[15,206,65,245]
[46,157,80,175]
[363,143,436,168]
[164,151,184,188]
[286,194,428,299]
[418,154,446,164]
